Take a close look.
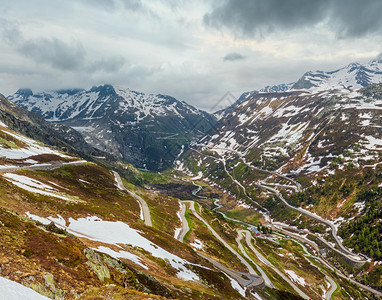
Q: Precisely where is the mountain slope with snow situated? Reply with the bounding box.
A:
[0,93,107,160]
[0,277,49,300]
[0,113,247,299]
[232,55,382,110]
[292,57,382,91]
[9,85,216,171]
[203,55,382,177]
[182,80,382,278]
[193,83,382,179]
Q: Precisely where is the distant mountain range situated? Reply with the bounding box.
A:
[191,55,382,178]
[197,84,382,177]
[9,85,216,171]
[7,54,382,172]
[239,54,382,99]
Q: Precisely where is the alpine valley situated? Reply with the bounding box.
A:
[9,85,216,171]
[0,56,381,300]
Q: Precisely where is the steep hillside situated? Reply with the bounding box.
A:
[197,85,381,175]
[0,93,107,160]
[0,120,253,299]
[1,102,371,300]
[184,82,382,223]
[180,82,382,295]
[9,85,216,171]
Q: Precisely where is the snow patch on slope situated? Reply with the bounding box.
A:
[0,276,49,300]
[25,213,200,281]
[284,270,306,286]
[0,129,69,160]
[3,174,73,201]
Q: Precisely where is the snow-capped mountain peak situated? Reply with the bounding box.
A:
[239,55,382,101]
[291,57,382,91]
[8,85,216,171]
[9,85,208,124]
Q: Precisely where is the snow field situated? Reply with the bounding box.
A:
[25,213,200,281]
[3,173,72,201]
[0,276,49,300]
[0,129,69,160]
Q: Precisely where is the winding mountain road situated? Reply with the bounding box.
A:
[113,171,152,227]
[188,146,382,298]
[187,201,257,274]
[175,198,265,292]
[273,223,382,299]
[257,183,359,259]
[239,229,310,299]
[194,178,333,298]
[189,147,269,212]
[197,252,264,290]
[325,276,337,300]
[185,201,265,289]
[204,146,302,191]
[235,230,274,289]
[185,158,344,299]
[176,202,189,242]
[195,145,362,262]
[272,228,338,299]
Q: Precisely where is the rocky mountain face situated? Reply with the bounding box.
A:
[9,85,216,171]
[259,83,295,93]
[182,69,382,266]
[197,56,382,174]
[237,54,382,102]
[0,113,250,299]
[202,55,382,176]
[0,93,106,160]
[199,85,382,175]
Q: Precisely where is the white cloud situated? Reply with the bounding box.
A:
[0,0,381,111]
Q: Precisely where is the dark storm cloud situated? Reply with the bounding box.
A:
[331,0,382,38]
[204,0,382,38]
[223,52,246,61]
[18,38,86,71]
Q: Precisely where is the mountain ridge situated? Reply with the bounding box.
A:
[231,54,382,112]
[9,85,217,171]
[0,93,108,160]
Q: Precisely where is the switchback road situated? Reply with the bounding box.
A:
[238,229,310,300]
[185,201,265,289]
[177,202,189,242]
[113,171,152,227]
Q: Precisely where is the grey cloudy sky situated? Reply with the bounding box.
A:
[1,0,382,111]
